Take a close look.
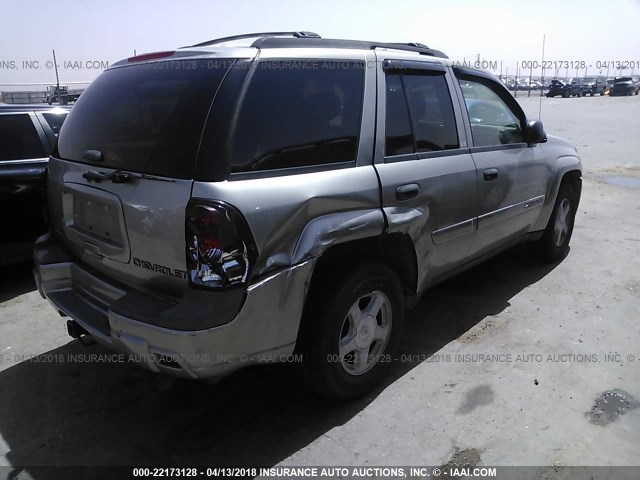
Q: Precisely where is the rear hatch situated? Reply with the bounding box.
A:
[48,56,235,298]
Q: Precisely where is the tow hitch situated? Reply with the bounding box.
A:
[66,320,96,345]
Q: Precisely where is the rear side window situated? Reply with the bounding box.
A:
[230,60,365,173]
[57,59,233,179]
[42,112,68,137]
[385,72,458,157]
[403,74,459,151]
[0,114,46,161]
[385,74,413,156]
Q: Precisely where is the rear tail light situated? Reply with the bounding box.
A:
[186,200,257,289]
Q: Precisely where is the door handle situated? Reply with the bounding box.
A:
[483,168,499,181]
[396,183,420,201]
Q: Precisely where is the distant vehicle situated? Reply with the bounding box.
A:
[529,79,543,90]
[546,80,568,97]
[583,76,607,96]
[605,78,615,95]
[504,79,517,91]
[46,85,82,105]
[609,76,640,96]
[0,105,70,266]
[546,78,586,98]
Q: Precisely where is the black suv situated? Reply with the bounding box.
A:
[546,78,587,98]
[0,105,69,265]
[583,76,607,96]
[610,76,640,96]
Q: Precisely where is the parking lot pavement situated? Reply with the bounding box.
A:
[0,95,639,473]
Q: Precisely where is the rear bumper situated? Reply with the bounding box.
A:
[33,234,315,380]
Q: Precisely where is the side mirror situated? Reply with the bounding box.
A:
[524,120,547,145]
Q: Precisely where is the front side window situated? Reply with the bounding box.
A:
[385,71,458,157]
[230,60,365,173]
[457,78,524,147]
[0,114,46,161]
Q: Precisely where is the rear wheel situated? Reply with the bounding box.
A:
[532,182,577,262]
[300,263,404,400]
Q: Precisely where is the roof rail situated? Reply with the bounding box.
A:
[190,31,321,48]
[388,42,430,49]
[251,37,448,59]
[371,43,446,58]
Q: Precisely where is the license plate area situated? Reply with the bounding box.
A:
[61,182,131,263]
[73,194,123,247]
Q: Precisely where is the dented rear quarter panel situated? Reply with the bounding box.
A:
[191,165,385,278]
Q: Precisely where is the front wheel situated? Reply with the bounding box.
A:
[300,263,404,400]
[531,182,577,262]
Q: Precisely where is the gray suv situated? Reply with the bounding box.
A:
[33,32,582,399]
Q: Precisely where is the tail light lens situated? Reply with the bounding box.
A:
[186,200,257,289]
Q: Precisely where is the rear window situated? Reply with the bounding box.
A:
[57,59,233,179]
[230,60,365,174]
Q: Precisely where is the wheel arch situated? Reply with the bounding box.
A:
[533,157,582,231]
[294,233,418,351]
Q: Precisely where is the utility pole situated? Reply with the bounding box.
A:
[52,49,61,104]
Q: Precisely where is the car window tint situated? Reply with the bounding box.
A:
[42,112,68,137]
[230,61,364,173]
[0,114,46,161]
[57,59,232,179]
[458,79,524,147]
[402,74,458,151]
[385,74,413,156]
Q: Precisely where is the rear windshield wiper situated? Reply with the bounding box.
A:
[82,169,175,183]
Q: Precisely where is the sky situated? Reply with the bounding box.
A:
[1,0,640,87]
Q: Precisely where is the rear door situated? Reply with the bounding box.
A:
[0,111,50,251]
[452,68,548,258]
[47,57,241,298]
[373,57,477,293]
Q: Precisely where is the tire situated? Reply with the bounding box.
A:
[532,182,577,262]
[578,89,584,97]
[563,90,569,98]
[300,262,404,400]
